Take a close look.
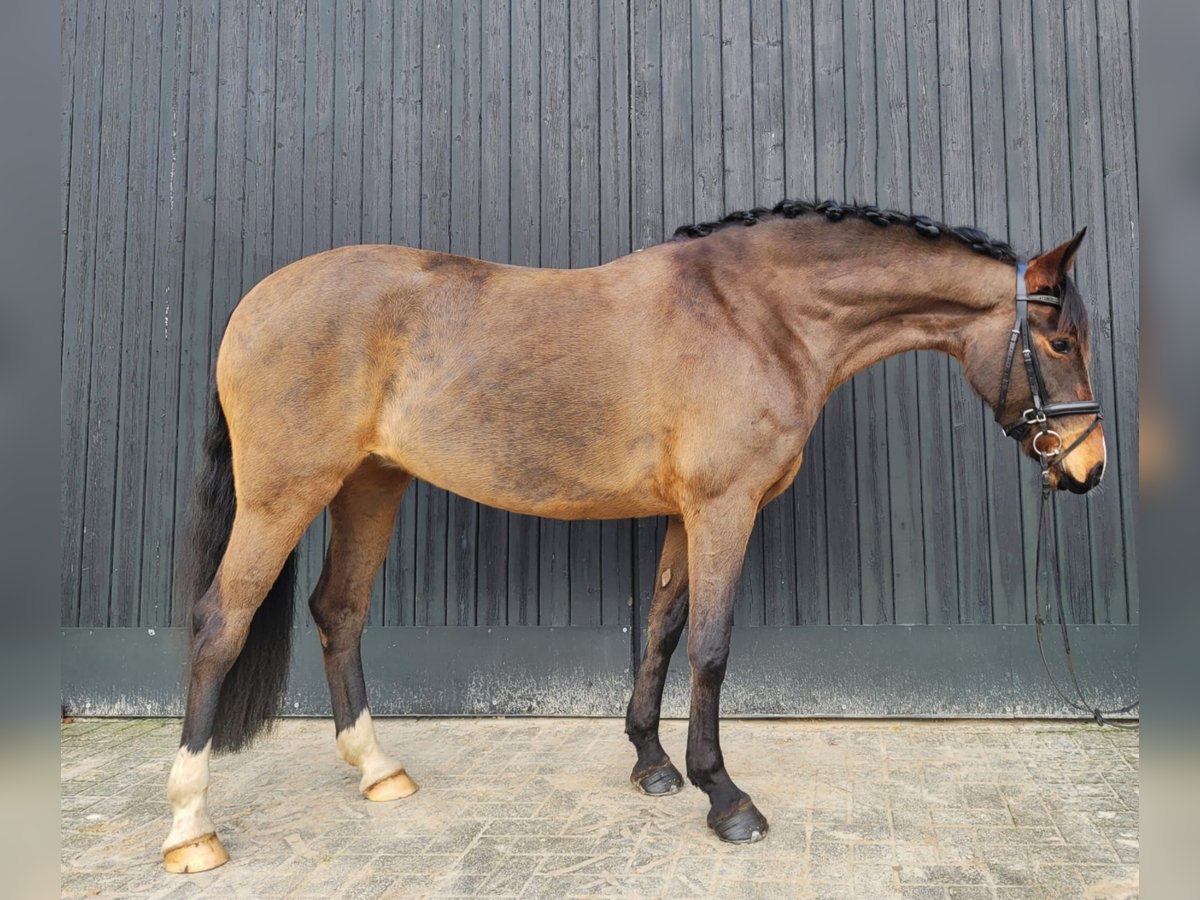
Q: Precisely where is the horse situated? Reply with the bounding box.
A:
[160,199,1107,872]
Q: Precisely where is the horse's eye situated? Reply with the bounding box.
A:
[1050,338,1072,354]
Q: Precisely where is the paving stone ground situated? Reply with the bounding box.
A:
[60,718,1138,899]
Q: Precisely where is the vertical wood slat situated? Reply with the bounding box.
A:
[331,0,368,625]
[62,0,108,626]
[686,0,722,622]
[845,0,890,626]
[1054,0,1100,627]
[630,0,664,645]
[1095,0,1139,624]
[598,0,634,628]
[845,0,881,626]
[656,0,693,632]
[447,0,482,626]
[1031,0,1078,627]
[386,0,424,627]
[477,0,512,625]
[504,0,542,624]
[1056,0,1107,627]
[140,0,191,627]
[111,0,166,627]
[812,0,858,626]
[362,0,394,626]
[537,0,571,626]
[999,0,1043,626]
[806,0,846,627]
[294,0,335,620]
[415,0,452,626]
[58,0,77,595]
[876,0,926,625]
[1064,0,1127,629]
[168,1,220,626]
[907,0,956,626]
[969,0,1025,627]
[59,0,79,366]
[243,0,278,340]
[506,0,542,626]
[271,0,310,623]
[720,0,764,626]
[329,1,366,606]
[782,0,826,627]
[79,0,134,628]
[751,0,796,627]
[62,3,1139,655]
[939,0,991,626]
[568,0,603,627]
[691,0,722,222]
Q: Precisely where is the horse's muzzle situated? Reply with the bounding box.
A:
[1060,461,1104,494]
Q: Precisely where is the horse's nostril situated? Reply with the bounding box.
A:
[1086,462,1104,489]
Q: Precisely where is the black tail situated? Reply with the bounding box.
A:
[179,390,296,753]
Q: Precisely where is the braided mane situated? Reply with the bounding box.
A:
[672,198,1018,262]
[672,199,1097,340]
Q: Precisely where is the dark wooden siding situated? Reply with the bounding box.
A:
[61,0,1139,632]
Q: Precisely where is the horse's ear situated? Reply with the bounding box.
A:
[1027,227,1087,291]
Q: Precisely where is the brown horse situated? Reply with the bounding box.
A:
[161,200,1106,872]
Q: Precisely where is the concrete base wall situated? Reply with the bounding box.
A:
[61,625,1137,719]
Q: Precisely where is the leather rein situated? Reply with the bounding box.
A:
[1000,261,1137,728]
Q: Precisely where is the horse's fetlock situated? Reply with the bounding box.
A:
[685,749,723,787]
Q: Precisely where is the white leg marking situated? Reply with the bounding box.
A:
[336,710,404,792]
[162,742,215,853]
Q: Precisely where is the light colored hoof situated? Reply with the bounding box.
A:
[162,832,229,874]
[363,769,419,802]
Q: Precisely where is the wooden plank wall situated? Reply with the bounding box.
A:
[61,0,1139,632]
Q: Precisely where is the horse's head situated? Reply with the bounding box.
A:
[965,230,1107,493]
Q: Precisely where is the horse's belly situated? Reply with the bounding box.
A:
[397,452,674,519]
[374,409,673,520]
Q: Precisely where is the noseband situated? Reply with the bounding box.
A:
[996,261,1102,481]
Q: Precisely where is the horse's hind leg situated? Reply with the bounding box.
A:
[625,516,689,795]
[308,457,417,801]
[163,486,336,873]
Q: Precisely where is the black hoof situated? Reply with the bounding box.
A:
[631,761,684,796]
[709,798,769,844]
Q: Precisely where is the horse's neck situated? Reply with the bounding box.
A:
[736,228,1013,393]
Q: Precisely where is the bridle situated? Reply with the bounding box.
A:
[996,260,1102,479]
[998,261,1137,728]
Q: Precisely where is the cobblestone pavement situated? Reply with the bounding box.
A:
[61,718,1138,898]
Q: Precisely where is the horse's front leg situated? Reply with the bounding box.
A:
[684,495,769,843]
[625,515,689,794]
